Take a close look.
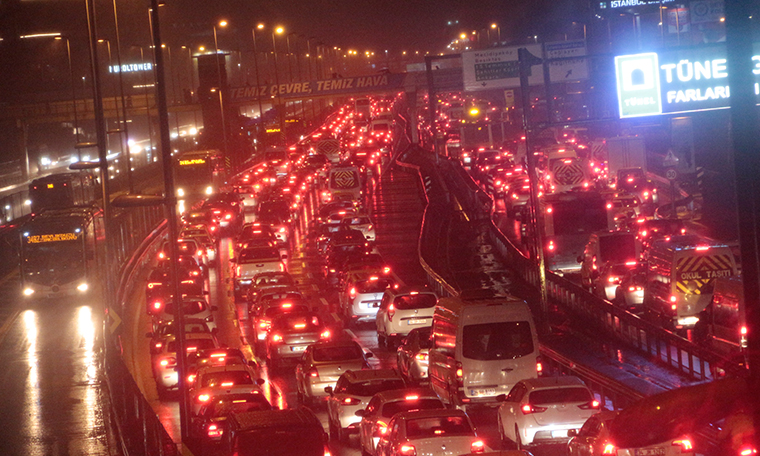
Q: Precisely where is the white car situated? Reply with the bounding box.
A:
[325,369,405,443]
[497,376,600,449]
[190,364,264,415]
[357,388,445,456]
[340,272,394,325]
[152,333,219,395]
[342,215,376,242]
[376,286,437,349]
[375,409,488,456]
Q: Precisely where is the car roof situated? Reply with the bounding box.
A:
[395,408,468,421]
[341,368,401,383]
[518,376,589,390]
[231,407,321,431]
[197,363,253,376]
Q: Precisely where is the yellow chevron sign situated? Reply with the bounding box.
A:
[675,254,733,294]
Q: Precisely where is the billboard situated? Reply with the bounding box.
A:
[614,44,760,118]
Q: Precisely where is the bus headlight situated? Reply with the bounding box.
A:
[205,186,213,195]
[23,288,34,296]
[177,188,185,197]
[77,283,89,292]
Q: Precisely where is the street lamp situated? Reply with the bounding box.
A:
[272,26,286,142]
[213,19,230,173]
[251,24,266,138]
[491,23,501,45]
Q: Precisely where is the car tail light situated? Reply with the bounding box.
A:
[280,263,285,272]
[628,285,643,292]
[415,353,428,361]
[236,266,241,276]
[147,282,161,289]
[455,361,463,386]
[159,357,176,367]
[607,276,620,284]
[536,356,543,375]
[349,287,357,298]
[547,240,555,251]
[672,438,693,452]
[187,374,196,384]
[271,333,283,343]
[323,447,331,456]
[320,329,331,340]
[225,213,232,220]
[471,440,486,453]
[342,397,361,405]
[259,321,270,329]
[152,300,163,311]
[398,444,416,456]
[197,393,211,403]
[154,341,162,350]
[602,442,616,454]
[207,423,223,438]
[740,446,758,455]
[521,403,548,414]
[578,399,600,410]
[197,250,203,257]
[374,420,388,437]
[388,304,395,321]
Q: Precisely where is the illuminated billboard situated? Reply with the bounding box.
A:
[615,44,760,118]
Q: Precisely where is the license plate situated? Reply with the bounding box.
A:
[291,346,306,352]
[470,388,496,397]
[551,430,568,438]
[407,318,427,325]
[634,449,666,456]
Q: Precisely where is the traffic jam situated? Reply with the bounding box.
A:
[133,94,748,456]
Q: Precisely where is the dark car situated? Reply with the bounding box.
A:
[266,311,330,370]
[221,408,329,456]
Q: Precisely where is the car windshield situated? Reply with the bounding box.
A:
[168,338,216,353]
[344,379,405,396]
[462,321,534,360]
[529,387,592,405]
[264,304,309,317]
[381,399,444,418]
[405,416,473,438]
[163,300,208,316]
[203,396,271,417]
[599,235,637,263]
[394,293,436,310]
[272,314,323,332]
[200,370,254,388]
[254,274,293,287]
[312,344,363,362]
[239,248,279,262]
[356,278,393,294]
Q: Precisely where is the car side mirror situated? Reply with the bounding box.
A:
[354,409,365,417]
[365,352,374,358]
[568,429,578,437]
[324,386,333,395]
[495,394,507,402]
[256,378,266,386]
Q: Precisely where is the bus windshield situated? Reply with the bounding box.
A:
[23,241,84,283]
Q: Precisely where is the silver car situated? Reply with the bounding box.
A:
[341,272,394,325]
[295,340,372,406]
[266,312,330,370]
[325,369,405,443]
[396,326,432,383]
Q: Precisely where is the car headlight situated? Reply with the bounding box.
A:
[177,188,185,197]
[205,186,213,195]
[77,283,89,292]
[23,288,34,296]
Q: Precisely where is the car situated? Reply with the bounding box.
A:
[236,223,279,251]
[160,238,208,271]
[146,318,215,354]
[505,178,533,217]
[191,392,272,447]
[340,214,376,242]
[567,411,695,456]
[395,326,432,383]
[152,332,219,395]
[357,388,446,456]
[151,296,218,333]
[180,224,217,263]
[497,376,601,449]
[256,198,292,243]
[340,272,394,325]
[294,340,372,405]
[185,347,257,388]
[325,369,405,443]
[614,266,646,312]
[190,364,264,415]
[595,261,639,301]
[182,209,221,240]
[375,408,488,456]
[376,286,437,349]
[266,311,330,370]
[250,292,309,342]
[246,271,296,301]
[232,246,285,300]
[220,407,330,456]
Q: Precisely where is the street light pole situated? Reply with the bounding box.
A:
[213,21,231,174]
[148,0,189,442]
[272,27,286,143]
[252,24,266,147]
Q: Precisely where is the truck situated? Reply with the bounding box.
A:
[605,136,647,183]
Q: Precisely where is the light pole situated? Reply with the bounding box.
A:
[491,23,501,45]
[213,20,231,173]
[251,24,266,137]
[272,26,285,142]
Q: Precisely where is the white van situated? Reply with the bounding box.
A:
[326,166,362,204]
[428,295,540,408]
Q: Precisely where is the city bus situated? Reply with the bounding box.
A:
[20,206,105,299]
[28,172,99,216]
[174,149,225,205]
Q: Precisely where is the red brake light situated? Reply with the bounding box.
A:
[399,444,416,456]
[197,393,211,402]
[521,403,548,414]
[578,399,600,410]
[207,423,223,438]
[342,397,361,405]
[309,368,319,378]
[471,440,485,453]
[415,353,428,361]
[602,442,616,454]
[388,303,395,321]
[320,329,331,340]
[672,438,693,452]
[349,287,356,298]
[271,333,283,343]
[374,420,388,436]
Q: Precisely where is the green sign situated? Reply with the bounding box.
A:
[615,53,662,118]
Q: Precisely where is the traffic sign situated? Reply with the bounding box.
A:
[663,149,680,167]
[665,167,678,181]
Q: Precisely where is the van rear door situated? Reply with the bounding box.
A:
[459,313,538,401]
